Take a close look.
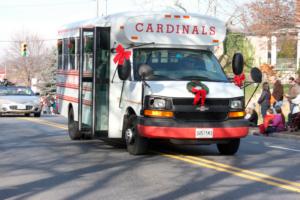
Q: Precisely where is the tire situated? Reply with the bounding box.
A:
[34,112,41,117]
[125,115,148,155]
[217,139,240,155]
[25,113,30,117]
[68,107,82,140]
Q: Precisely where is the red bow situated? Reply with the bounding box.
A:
[191,87,207,106]
[233,73,245,88]
[113,44,131,66]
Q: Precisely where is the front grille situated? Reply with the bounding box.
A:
[172,98,230,122]
[26,106,33,110]
[9,105,33,110]
[175,112,228,121]
[173,98,229,106]
[9,106,17,110]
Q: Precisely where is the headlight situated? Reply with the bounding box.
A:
[147,96,172,110]
[230,99,243,109]
[152,99,166,109]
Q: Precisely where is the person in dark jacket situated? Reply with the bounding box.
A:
[258,82,271,118]
[245,103,258,126]
[271,77,283,109]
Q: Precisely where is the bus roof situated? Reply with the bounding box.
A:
[58,11,226,47]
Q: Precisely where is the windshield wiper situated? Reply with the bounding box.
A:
[180,76,212,81]
[149,74,176,80]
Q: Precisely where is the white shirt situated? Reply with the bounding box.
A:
[291,94,300,114]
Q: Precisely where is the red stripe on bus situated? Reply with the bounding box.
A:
[56,83,92,91]
[57,70,92,77]
[56,94,92,106]
[57,70,79,75]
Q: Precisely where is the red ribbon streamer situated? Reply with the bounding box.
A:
[233,73,245,88]
[191,87,207,106]
[113,44,131,66]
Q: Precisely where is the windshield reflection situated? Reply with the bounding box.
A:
[133,48,228,82]
[0,87,34,96]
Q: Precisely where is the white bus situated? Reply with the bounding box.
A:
[57,11,261,155]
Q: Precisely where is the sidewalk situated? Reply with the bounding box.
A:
[249,127,300,140]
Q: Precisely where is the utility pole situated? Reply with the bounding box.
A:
[96,0,99,17]
[96,0,108,17]
[207,0,217,17]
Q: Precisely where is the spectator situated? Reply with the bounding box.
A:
[245,103,258,127]
[271,76,283,109]
[285,77,300,113]
[289,93,300,132]
[258,108,274,135]
[41,94,50,114]
[258,82,271,118]
[265,107,286,134]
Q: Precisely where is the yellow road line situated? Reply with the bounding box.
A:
[161,153,300,193]
[21,117,300,193]
[22,118,68,130]
[184,155,300,188]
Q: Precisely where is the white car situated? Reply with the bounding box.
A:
[0,86,41,117]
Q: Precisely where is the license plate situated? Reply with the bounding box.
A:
[18,104,26,110]
[195,128,213,138]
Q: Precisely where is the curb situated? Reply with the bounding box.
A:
[249,128,300,140]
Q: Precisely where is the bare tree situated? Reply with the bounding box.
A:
[4,31,56,88]
[240,0,295,36]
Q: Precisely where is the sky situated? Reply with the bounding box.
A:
[0,0,250,59]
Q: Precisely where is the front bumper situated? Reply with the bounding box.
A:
[0,104,41,114]
[137,117,249,140]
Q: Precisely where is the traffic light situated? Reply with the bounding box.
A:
[21,42,27,57]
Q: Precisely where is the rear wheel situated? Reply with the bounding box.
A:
[68,107,82,140]
[217,139,240,155]
[34,112,41,117]
[125,115,148,155]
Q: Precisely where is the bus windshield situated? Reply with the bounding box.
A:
[133,48,228,82]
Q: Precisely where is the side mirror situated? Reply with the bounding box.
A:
[35,92,40,96]
[117,60,131,80]
[250,67,262,83]
[232,53,244,75]
[138,64,153,80]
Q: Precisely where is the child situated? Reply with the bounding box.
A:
[245,103,258,127]
[266,107,286,134]
[258,108,274,135]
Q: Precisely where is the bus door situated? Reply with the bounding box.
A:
[93,27,110,137]
[79,28,94,134]
[78,27,110,137]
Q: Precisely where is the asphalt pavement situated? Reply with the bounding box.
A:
[0,115,300,200]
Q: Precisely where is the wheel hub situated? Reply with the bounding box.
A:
[125,128,135,145]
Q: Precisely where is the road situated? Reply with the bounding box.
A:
[0,115,300,200]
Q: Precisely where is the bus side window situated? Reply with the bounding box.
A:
[69,38,76,70]
[57,39,63,70]
[63,38,69,70]
[75,37,80,70]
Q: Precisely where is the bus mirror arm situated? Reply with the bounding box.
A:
[142,80,150,89]
[244,82,260,108]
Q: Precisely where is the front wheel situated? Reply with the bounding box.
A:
[34,112,41,117]
[217,139,240,155]
[125,115,148,155]
[68,107,82,140]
